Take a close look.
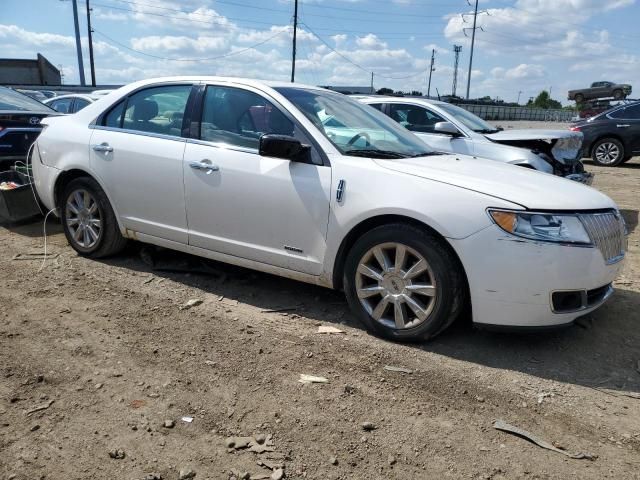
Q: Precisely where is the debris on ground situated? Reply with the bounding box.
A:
[163,419,175,428]
[537,392,553,404]
[143,474,162,480]
[329,456,338,465]
[180,299,203,310]
[178,468,196,479]
[298,374,329,384]
[108,449,126,459]
[25,399,54,415]
[270,468,284,480]
[361,421,376,431]
[261,305,301,313]
[225,434,275,453]
[12,252,59,261]
[181,416,194,423]
[493,420,596,460]
[317,325,345,334]
[383,365,412,374]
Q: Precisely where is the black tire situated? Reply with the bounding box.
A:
[574,93,584,103]
[613,89,623,100]
[60,177,127,258]
[343,223,465,342]
[591,138,625,167]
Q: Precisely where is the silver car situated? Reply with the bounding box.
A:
[355,96,592,184]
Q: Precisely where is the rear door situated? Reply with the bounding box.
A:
[610,104,640,154]
[89,83,194,243]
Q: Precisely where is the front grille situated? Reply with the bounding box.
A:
[580,212,626,264]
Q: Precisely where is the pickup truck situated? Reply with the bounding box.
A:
[568,81,632,102]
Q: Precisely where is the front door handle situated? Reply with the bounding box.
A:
[92,142,113,152]
[617,124,630,128]
[189,160,219,175]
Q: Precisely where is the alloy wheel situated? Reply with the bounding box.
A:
[355,242,437,330]
[65,189,102,249]
[595,142,620,165]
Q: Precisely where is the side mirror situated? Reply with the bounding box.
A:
[434,121,462,137]
[259,134,311,163]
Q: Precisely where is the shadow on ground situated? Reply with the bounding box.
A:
[98,243,640,396]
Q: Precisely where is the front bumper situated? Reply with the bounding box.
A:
[449,225,625,328]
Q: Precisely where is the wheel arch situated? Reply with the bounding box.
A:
[54,168,125,232]
[331,214,470,298]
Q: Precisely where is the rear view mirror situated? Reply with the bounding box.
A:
[259,134,311,163]
[434,121,462,137]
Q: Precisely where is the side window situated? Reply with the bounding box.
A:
[622,104,640,119]
[122,85,192,136]
[389,104,445,133]
[50,98,73,113]
[368,103,383,111]
[609,107,627,119]
[200,86,294,150]
[103,100,125,128]
[73,98,90,112]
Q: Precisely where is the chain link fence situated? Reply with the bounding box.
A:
[454,103,577,122]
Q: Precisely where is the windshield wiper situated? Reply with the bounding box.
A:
[408,152,445,157]
[474,128,501,134]
[344,149,409,159]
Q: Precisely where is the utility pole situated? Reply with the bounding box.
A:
[370,72,374,94]
[426,49,435,98]
[452,45,462,97]
[290,0,298,83]
[462,0,487,100]
[517,90,522,104]
[71,0,86,85]
[86,0,96,86]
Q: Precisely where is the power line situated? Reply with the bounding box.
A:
[93,27,290,62]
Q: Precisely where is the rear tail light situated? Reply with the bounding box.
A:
[569,126,581,131]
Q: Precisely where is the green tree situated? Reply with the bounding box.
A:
[376,87,393,95]
[531,90,562,109]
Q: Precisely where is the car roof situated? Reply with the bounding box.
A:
[117,76,328,92]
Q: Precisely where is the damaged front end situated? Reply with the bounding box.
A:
[486,130,593,185]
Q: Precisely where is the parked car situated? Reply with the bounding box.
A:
[568,81,632,103]
[15,88,49,103]
[33,77,626,341]
[44,93,100,114]
[0,86,57,170]
[355,96,591,184]
[570,101,640,166]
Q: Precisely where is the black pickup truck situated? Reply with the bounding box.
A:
[568,81,632,102]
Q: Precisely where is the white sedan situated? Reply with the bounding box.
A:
[32,77,626,341]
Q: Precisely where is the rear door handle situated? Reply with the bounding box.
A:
[189,160,219,174]
[617,124,630,128]
[92,142,113,152]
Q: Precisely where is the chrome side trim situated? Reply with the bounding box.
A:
[90,125,187,143]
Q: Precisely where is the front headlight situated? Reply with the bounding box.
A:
[488,209,592,245]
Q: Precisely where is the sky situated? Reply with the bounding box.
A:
[1,0,639,104]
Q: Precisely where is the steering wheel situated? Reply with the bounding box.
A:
[347,131,371,147]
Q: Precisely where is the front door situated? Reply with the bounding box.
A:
[183,84,331,275]
[386,103,474,155]
[89,83,193,243]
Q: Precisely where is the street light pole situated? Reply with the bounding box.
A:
[71,0,86,85]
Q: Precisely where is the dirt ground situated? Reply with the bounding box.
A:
[1,154,639,479]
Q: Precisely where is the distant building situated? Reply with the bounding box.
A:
[320,85,374,94]
[0,54,61,86]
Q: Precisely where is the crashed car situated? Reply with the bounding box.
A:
[355,96,591,184]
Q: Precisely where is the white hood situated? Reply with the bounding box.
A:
[484,129,578,142]
[375,154,615,211]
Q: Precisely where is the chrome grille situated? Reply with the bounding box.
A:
[580,212,626,264]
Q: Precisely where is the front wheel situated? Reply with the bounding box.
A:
[343,224,465,342]
[613,89,623,100]
[60,177,127,258]
[591,138,625,166]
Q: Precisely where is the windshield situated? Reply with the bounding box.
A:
[439,103,498,133]
[274,87,436,158]
[0,87,55,113]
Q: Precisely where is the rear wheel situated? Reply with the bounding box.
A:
[575,93,584,103]
[60,177,127,258]
[613,89,623,100]
[343,223,465,342]
[591,138,625,166]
